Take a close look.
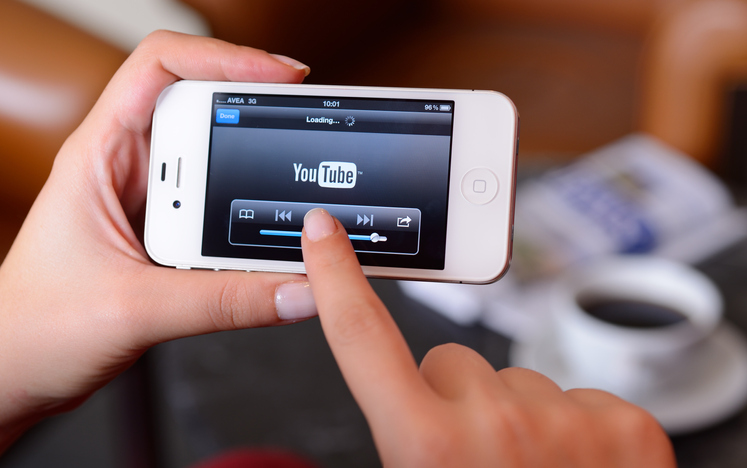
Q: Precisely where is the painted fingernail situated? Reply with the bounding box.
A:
[270,54,311,76]
[304,208,336,242]
[275,281,317,321]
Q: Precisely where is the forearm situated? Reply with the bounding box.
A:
[0,243,84,455]
[0,295,43,453]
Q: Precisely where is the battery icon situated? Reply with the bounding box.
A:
[439,104,452,111]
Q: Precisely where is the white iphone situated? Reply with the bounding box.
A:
[144,81,518,283]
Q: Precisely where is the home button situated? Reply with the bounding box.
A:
[461,168,499,205]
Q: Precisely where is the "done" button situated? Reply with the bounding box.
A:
[216,108,240,124]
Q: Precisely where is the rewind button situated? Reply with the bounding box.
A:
[275,210,292,222]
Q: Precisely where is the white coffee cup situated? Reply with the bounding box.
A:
[553,256,722,401]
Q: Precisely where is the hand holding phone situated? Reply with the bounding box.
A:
[0,31,314,452]
[145,81,518,283]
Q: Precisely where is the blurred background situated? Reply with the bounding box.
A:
[2,0,747,467]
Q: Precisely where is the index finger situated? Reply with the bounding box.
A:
[89,30,310,136]
[301,209,427,419]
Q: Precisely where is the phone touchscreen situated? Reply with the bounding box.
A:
[201,92,455,269]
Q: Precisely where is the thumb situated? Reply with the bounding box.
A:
[130,267,317,346]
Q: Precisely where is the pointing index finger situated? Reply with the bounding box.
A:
[301,209,427,418]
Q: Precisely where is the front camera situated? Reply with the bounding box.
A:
[173,200,181,209]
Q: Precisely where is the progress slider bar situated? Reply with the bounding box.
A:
[259,230,387,243]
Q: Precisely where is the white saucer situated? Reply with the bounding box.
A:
[510,322,747,435]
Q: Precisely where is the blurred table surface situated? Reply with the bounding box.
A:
[149,234,747,468]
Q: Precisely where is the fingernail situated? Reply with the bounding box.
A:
[304,208,336,242]
[275,281,317,321]
[270,54,311,76]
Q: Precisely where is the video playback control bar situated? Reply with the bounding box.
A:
[229,200,421,255]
